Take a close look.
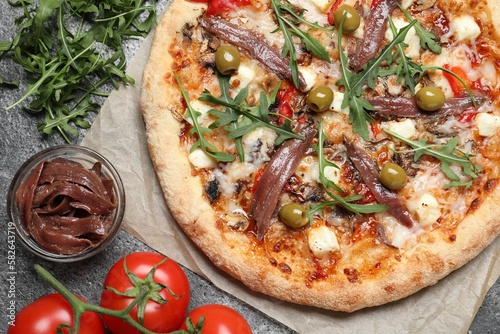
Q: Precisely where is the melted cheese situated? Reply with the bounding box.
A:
[230,62,256,92]
[307,225,340,257]
[476,113,500,137]
[406,193,441,227]
[448,15,481,42]
[383,119,417,139]
[189,148,217,169]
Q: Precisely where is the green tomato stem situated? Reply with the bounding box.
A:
[33,264,163,334]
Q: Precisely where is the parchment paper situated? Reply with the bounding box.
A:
[81,11,500,334]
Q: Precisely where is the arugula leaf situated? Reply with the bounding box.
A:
[208,73,246,161]
[350,19,418,95]
[270,0,331,88]
[385,130,481,188]
[336,16,375,140]
[0,0,157,142]
[401,7,442,54]
[200,82,304,145]
[307,195,387,223]
[313,120,343,193]
[383,17,424,93]
[175,74,235,163]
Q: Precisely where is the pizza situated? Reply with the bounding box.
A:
[140,0,500,312]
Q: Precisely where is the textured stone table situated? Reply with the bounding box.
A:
[0,1,498,333]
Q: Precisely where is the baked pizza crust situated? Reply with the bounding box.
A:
[141,0,500,311]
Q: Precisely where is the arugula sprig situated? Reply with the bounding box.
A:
[401,7,442,54]
[200,79,304,146]
[270,0,331,88]
[385,130,481,188]
[0,0,157,142]
[175,74,235,163]
[307,120,387,222]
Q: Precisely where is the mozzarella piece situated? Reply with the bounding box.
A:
[476,113,500,137]
[384,119,417,139]
[406,193,441,227]
[307,225,340,258]
[188,148,217,169]
[448,15,481,42]
[230,62,255,91]
[307,0,331,12]
[299,65,318,92]
[391,224,415,249]
[330,91,349,114]
[324,165,341,184]
[297,156,320,184]
[400,0,413,9]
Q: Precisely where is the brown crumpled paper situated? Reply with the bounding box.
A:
[81,12,500,334]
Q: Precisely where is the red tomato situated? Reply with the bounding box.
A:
[7,293,105,334]
[442,64,470,97]
[100,252,190,334]
[327,0,343,25]
[190,0,252,16]
[181,304,253,334]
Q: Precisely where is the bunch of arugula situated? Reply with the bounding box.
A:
[176,72,304,163]
[0,0,157,142]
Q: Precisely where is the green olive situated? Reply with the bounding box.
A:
[278,203,309,228]
[307,85,334,112]
[415,86,446,111]
[379,163,408,190]
[333,4,361,34]
[215,45,241,75]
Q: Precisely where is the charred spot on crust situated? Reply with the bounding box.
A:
[205,179,220,203]
[468,197,482,213]
[344,268,359,283]
[485,179,498,192]
[278,262,292,274]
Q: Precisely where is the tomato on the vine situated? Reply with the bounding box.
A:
[7,293,105,334]
[100,251,190,334]
[180,304,253,334]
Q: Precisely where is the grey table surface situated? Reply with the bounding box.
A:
[0,1,498,333]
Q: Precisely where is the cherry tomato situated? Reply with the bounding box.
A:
[100,252,190,334]
[190,0,252,16]
[181,304,253,334]
[7,293,105,334]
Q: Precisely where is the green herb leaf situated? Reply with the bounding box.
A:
[270,0,331,88]
[200,81,304,145]
[401,7,442,54]
[385,130,481,188]
[175,73,235,163]
[336,16,375,140]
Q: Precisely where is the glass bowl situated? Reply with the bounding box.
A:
[7,145,125,262]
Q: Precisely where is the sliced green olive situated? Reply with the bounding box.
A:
[278,203,309,228]
[415,86,446,111]
[379,163,408,190]
[215,45,241,75]
[307,85,334,112]
[333,4,361,34]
